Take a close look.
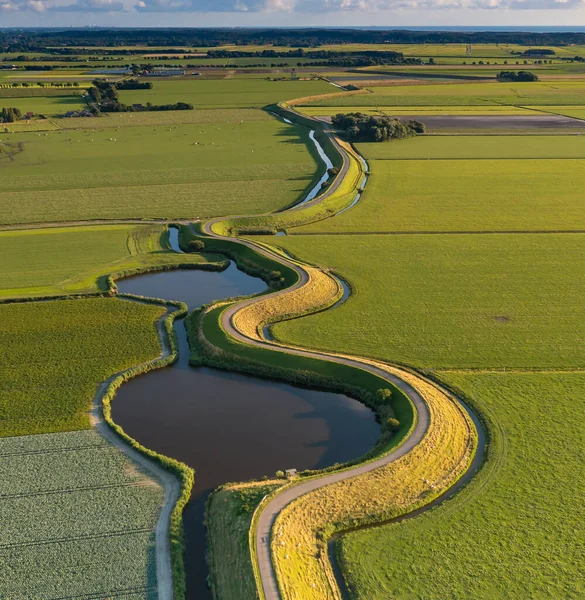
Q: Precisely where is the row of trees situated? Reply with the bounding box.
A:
[4,28,585,51]
[1,82,79,88]
[332,113,425,142]
[115,78,153,90]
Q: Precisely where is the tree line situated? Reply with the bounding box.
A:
[4,28,585,52]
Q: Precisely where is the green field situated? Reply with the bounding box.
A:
[0,298,164,436]
[117,78,333,108]
[0,88,85,116]
[301,80,585,106]
[0,116,320,224]
[297,156,585,234]
[298,105,533,117]
[356,134,585,160]
[0,429,164,599]
[263,233,585,370]
[338,372,585,600]
[0,224,213,299]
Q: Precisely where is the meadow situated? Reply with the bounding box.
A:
[0,298,164,436]
[296,155,585,234]
[338,372,585,600]
[0,224,213,299]
[0,429,164,599]
[263,233,585,370]
[0,116,320,224]
[298,105,533,117]
[356,133,585,160]
[300,80,585,107]
[117,78,334,109]
[0,91,85,116]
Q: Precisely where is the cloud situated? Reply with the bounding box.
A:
[0,0,45,10]
[53,0,124,10]
[0,0,124,10]
[1,0,582,18]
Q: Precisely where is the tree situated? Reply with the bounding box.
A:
[188,239,205,252]
[376,388,392,403]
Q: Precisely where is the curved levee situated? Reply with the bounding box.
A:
[193,103,485,600]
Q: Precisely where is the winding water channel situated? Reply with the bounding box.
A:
[113,230,379,599]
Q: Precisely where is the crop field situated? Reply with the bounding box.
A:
[0,429,164,599]
[0,94,85,116]
[117,78,333,108]
[263,233,585,370]
[0,224,213,299]
[0,298,164,436]
[301,80,585,106]
[355,134,585,160]
[297,157,585,233]
[298,105,533,117]
[0,117,320,224]
[338,372,585,600]
[55,107,273,128]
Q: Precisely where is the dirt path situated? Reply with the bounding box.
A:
[90,303,182,600]
[201,107,482,600]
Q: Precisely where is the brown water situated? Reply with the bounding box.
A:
[114,267,379,599]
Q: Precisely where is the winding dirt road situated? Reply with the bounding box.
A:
[200,110,482,600]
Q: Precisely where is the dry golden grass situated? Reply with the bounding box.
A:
[287,89,370,107]
[231,266,341,341]
[271,365,477,600]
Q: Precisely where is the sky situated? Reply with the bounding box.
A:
[2,0,585,28]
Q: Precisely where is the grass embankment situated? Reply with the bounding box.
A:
[0,116,319,225]
[0,297,165,437]
[0,429,165,599]
[272,366,476,600]
[0,224,217,299]
[231,263,342,340]
[206,481,283,600]
[338,372,585,600]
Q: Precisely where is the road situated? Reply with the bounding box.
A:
[200,106,481,600]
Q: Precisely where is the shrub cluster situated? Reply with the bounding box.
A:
[332,112,425,142]
[497,70,539,82]
[0,107,21,123]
